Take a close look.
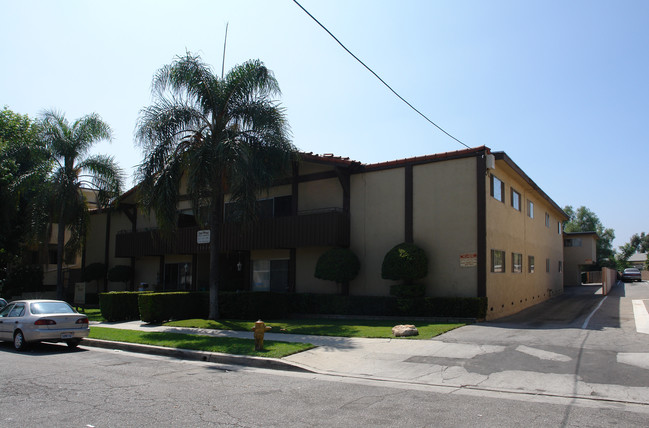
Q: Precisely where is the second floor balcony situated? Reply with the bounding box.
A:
[115,209,350,258]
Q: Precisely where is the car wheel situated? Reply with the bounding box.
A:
[66,338,81,349]
[13,330,27,351]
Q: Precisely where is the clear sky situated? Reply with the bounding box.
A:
[1,0,647,249]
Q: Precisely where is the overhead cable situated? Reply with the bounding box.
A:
[292,0,470,149]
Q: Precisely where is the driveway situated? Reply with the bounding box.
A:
[285,281,649,404]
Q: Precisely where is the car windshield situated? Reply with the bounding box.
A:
[30,301,76,315]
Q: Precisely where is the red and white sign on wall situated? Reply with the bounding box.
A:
[460,253,478,267]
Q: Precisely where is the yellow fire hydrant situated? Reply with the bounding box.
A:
[251,320,272,351]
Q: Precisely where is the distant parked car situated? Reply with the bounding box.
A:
[621,268,642,282]
[0,298,7,310]
[0,300,89,351]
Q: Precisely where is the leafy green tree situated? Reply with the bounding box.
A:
[136,52,296,319]
[563,205,615,267]
[314,247,360,295]
[381,243,428,285]
[40,110,123,299]
[107,265,134,288]
[618,232,649,267]
[0,107,49,271]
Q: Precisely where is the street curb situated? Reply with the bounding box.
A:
[81,338,315,373]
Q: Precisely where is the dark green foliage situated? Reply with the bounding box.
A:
[381,243,428,282]
[1,264,43,298]
[288,293,398,316]
[107,265,133,285]
[138,292,209,323]
[83,263,106,282]
[106,291,487,322]
[99,292,142,322]
[218,292,289,320]
[389,283,425,298]
[314,248,360,284]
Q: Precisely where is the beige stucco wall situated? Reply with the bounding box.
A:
[563,235,597,286]
[485,160,565,319]
[349,168,404,296]
[413,157,478,297]
[295,247,339,294]
[298,178,342,212]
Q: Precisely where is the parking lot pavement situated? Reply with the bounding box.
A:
[285,282,649,404]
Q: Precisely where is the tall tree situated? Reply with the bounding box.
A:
[0,107,49,272]
[618,232,649,262]
[563,205,615,266]
[40,110,123,300]
[136,52,296,319]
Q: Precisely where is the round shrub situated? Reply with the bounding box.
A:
[107,265,134,285]
[314,247,360,295]
[83,262,106,282]
[381,242,428,283]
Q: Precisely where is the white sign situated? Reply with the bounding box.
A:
[74,282,86,305]
[197,230,210,244]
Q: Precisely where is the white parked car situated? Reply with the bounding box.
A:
[0,300,89,351]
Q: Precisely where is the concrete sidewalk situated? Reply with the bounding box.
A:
[85,286,649,406]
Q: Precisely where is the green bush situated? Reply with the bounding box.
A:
[83,263,106,282]
[389,283,425,298]
[2,264,43,297]
[138,292,208,323]
[381,243,428,283]
[314,247,360,295]
[219,292,289,319]
[99,292,141,321]
[107,265,134,286]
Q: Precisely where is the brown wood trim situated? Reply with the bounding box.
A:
[405,164,413,243]
[289,248,296,293]
[476,151,487,298]
[291,161,299,215]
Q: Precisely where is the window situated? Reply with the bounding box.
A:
[511,189,521,211]
[527,200,534,218]
[546,258,550,273]
[545,212,550,227]
[163,263,192,290]
[252,259,289,292]
[491,249,506,273]
[558,261,563,273]
[564,238,582,247]
[512,253,523,273]
[528,256,535,273]
[490,175,505,203]
[177,209,197,228]
[558,221,562,235]
[48,246,57,265]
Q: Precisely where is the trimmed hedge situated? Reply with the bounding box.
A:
[99,292,142,322]
[389,283,425,298]
[101,291,488,322]
[138,292,208,323]
[381,243,428,282]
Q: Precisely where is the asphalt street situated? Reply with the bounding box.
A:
[1,341,648,427]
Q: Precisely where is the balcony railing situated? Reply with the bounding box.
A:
[115,210,349,258]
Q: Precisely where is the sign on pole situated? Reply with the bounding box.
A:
[197,230,210,244]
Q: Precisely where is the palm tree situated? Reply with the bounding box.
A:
[40,110,124,300]
[136,52,296,319]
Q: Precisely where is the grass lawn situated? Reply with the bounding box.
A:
[164,318,464,340]
[89,326,314,358]
[83,308,104,322]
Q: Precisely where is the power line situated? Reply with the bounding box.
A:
[292,0,470,149]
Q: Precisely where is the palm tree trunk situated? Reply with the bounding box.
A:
[56,216,66,300]
[208,189,224,320]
